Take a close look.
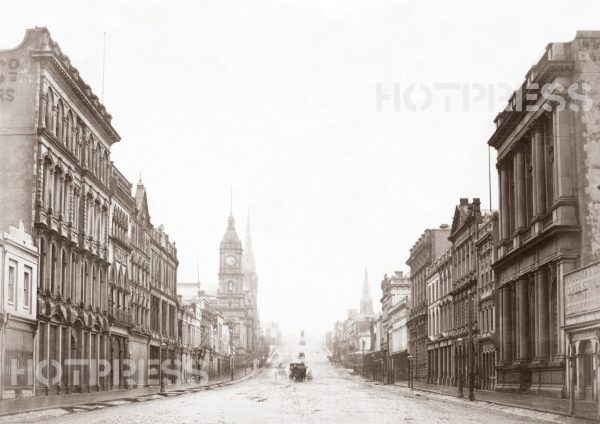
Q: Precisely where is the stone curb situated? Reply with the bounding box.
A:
[0,368,259,420]
[364,378,594,424]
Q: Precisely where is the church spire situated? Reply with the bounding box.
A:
[360,266,374,317]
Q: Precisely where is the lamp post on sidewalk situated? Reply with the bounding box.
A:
[568,334,576,416]
[407,354,414,388]
[159,342,167,393]
[457,338,464,398]
[468,288,475,401]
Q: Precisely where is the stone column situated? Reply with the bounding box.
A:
[515,148,526,229]
[499,165,510,240]
[501,284,513,364]
[537,268,549,359]
[533,122,546,216]
[553,108,573,199]
[517,277,529,360]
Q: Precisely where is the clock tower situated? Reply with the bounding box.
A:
[217,212,248,364]
[219,213,243,290]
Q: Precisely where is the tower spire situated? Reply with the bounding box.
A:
[360,266,374,317]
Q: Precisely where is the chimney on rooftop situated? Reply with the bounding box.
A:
[473,198,481,213]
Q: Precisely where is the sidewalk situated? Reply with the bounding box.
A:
[392,380,598,422]
[0,367,256,418]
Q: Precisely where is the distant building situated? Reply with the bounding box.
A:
[426,248,452,386]
[380,271,411,384]
[216,212,260,367]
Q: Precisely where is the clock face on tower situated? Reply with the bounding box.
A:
[225,255,236,266]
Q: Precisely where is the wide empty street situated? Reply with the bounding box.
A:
[4,339,566,424]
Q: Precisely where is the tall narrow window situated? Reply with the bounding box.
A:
[39,238,46,290]
[8,259,16,304]
[24,266,32,308]
[71,254,77,300]
[92,265,96,308]
[51,244,57,293]
[61,249,67,296]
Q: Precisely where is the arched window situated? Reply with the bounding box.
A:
[56,100,64,143]
[63,174,71,221]
[42,159,50,209]
[71,253,77,300]
[104,151,109,182]
[99,268,104,310]
[53,166,62,213]
[46,89,54,130]
[66,111,73,151]
[95,142,100,177]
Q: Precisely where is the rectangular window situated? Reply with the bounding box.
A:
[24,266,32,308]
[8,260,17,304]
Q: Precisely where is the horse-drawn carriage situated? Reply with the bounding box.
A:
[289,362,307,382]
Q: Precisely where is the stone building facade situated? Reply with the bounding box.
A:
[448,198,482,391]
[488,31,600,398]
[406,226,451,382]
[0,28,180,395]
[381,272,411,384]
[475,211,499,391]
[426,248,452,386]
[0,222,38,398]
[217,213,250,366]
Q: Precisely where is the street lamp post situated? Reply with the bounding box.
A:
[159,342,167,393]
[568,335,576,416]
[468,288,475,401]
[407,354,414,388]
[457,338,464,398]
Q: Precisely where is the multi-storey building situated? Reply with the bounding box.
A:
[107,167,135,389]
[448,198,482,390]
[123,177,152,387]
[217,212,261,368]
[149,223,179,384]
[488,31,600,398]
[475,211,499,391]
[0,222,38,398]
[406,226,451,382]
[426,248,452,386]
[0,28,119,395]
[0,28,179,395]
[380,271,411,383]
[180,300,202,383]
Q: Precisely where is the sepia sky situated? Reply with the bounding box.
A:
[2,0,599,336]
